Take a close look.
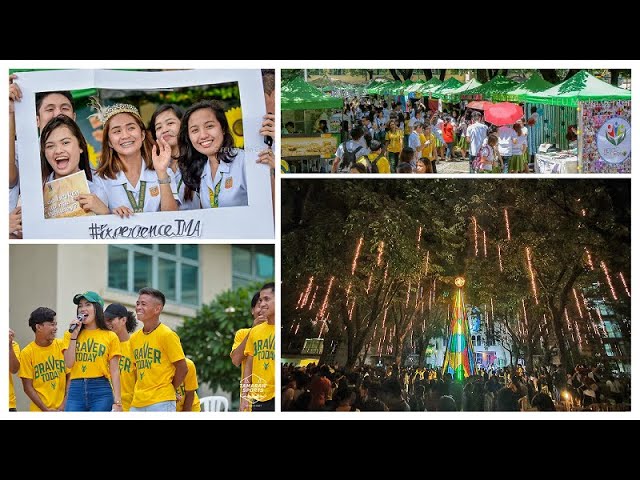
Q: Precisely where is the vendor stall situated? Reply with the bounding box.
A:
[525,70,631,173]
[281,77,344,172]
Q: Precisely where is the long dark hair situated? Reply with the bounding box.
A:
[148,104,184,141]
[40,115,92,184]
[178,100,237,201]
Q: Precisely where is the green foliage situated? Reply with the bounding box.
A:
[177,281,266,401]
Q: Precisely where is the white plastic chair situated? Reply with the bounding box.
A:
[199,395,229,412]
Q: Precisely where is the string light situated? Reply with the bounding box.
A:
[473,216,478,256]
[584,248,594,270]
[377,241,385,266]
[308,285,319,310]
[526,246,539,304]
[600,261,618,300]
[300,276,314,308]
[498,245,503,272]
[351,236,364,275]
[619,272,631,297]
[504,208,511,240]
[348,300,355,321]
[296,291,305,310]
[318,276,335,319]
[294,323,300,335]
[425,251,430,276]
[366,275,373,294]
[573,288,583,318]
[483,230,487,258]
[383,262,389,284]
[417,226,422,249]
[382,308,388,329]
[406,282,411,308]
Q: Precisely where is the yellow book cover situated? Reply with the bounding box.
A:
[43,170,93,219]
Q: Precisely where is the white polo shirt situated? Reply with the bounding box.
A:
[168,167,200,211]
[199,149,247,209]
[96,158,177,213]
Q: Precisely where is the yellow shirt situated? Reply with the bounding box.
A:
[422,132,436,160]
[386,129,403,153]
[243,322,275,402]
[176,358,200,412]
[18,339,67,411]
[130,323,185,408]
[118,339,136,411]
[232,328,252,411]
[63,329,121,380]
[9,341,20,409]
[361,152,391,174]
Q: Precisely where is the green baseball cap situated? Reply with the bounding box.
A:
[73,291,104,307]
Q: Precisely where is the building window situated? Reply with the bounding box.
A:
[232,245,274,288]
[108,245,200,306]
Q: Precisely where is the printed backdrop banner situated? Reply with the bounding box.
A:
[579,100,631,173]
[15,69,274,240]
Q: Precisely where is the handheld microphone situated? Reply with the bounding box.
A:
[69,314,86,333]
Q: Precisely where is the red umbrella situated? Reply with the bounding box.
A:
[485,102,524,126]
[466,100,494,110]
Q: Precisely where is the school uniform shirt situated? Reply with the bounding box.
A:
[96,158,178,213]
[385,129,403,154]
[45,172,109,208]
[243,322,275,402]
[18,339,67,411]
[176,357,200,412]
[9,183,19,212]
[199,149,247,209]
[118,339,136,411]
[9,341,20,409]
[63,329,121,380]
[129,323,185,408]
[232,327,252,410]
[168,167,200,211]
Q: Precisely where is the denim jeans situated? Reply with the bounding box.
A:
[65,377,114,412]
[129,400,177,412]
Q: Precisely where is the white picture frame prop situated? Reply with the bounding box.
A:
[14,69,274,240]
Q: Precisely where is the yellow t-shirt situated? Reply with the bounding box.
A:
[130,323,185,408]
[9,341,20,410]
[361,152,391,174]
[118,339,136,411]
[422,132,436,160]
[243,322,275,402]
[232,327,251,410]
[63,329,121,380]
[18,339,67,411]
[386,129,403,153]
[176,358,200,412]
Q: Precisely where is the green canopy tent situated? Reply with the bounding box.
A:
[281,77,344,111]
[461,75,519,101]
[492,71,554,102]
[416,77,443,95]
[525,70,631,106]
[430,77,463,99]
[366,79,391,95]
[524,71,631,173]
[442,78,483,103]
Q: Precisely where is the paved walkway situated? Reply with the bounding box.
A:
[435,158,470,174]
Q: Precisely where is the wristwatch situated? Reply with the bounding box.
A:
[158,177,172,185]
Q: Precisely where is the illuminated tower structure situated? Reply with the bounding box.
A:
[442,277,475,381]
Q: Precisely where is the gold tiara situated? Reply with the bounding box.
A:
[88,96,140,125]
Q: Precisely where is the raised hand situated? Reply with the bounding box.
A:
[152,137,172,175]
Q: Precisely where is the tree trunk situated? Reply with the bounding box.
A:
[610,69,620,86]
[365,70,373,81]
[389,69,401,81]
[539,69,560,84]
[399,69,414,81]
[563,69,580,81]
[500,69,509,77]
[439,69,447,81]
[476,69,488,83]
[422,69,433,81]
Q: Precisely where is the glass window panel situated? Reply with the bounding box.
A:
[182,245,199,261]
[159,245,176,255]
[158,258,177,302]
[182,265,198,306]
[133,252,153,292]
[134,244,154,252]
[108,246,128,290]
[232,246,252,275]
[256,253,274,279]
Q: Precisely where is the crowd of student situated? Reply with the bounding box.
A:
[281,362,630,412]
[322,97,534,174]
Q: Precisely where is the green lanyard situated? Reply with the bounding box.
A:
[208,173,223,208]
[122,181,146,213]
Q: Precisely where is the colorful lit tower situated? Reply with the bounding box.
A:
[442,277,475,381]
